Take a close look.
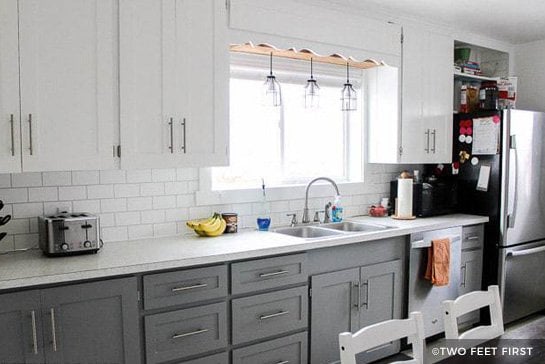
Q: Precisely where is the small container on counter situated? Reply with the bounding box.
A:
[221,213,238,233]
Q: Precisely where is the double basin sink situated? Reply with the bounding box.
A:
[274,221,394,239]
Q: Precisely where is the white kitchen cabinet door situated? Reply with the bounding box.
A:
[18,0,117,172]
[120,0,229,169]
[0,0,22,173]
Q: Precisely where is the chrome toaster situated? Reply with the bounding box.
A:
[38,212,101,256]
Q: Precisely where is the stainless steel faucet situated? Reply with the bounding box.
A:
[302,177,340,224]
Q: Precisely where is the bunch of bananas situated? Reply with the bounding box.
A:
[186,213,226,237]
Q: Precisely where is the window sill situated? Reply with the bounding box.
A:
[195,181,367,206]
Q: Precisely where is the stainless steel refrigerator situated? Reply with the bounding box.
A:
[454,109,545,323]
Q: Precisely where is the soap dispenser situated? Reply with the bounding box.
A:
[331,195,343,222]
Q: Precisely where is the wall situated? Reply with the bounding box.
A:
[0,165,417,252]
[514,39,545,112]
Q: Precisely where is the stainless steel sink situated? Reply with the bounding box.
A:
[274,226,343,239]
[320,221,394,232]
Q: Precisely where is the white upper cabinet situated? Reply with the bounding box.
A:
[0,0,21,173]
[18,0,117,171]
[367,25,453,164]
[120,0,229,169]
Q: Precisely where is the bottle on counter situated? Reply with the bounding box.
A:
[331,195,343,222]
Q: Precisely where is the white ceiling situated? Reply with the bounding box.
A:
[326,0,545,44]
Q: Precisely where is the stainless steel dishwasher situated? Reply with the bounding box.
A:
[408,226,462,337]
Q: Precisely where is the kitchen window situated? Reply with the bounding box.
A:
[210,54,364,191]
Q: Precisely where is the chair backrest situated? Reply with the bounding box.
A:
[339,312,425,364]
[442,285,504,340]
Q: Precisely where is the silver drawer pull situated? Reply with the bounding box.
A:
[259,270,289,278]
[466,236,479,241]
[171,283,208,292]
[172,328,209,339]
[276,361,290,364]
[259,310,290,320]
[50,308,57,352]
[30,310,38,355]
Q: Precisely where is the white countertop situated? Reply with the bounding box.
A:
[0,214,488,290]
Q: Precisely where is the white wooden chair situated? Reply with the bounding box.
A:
[442,285,504,340]
[339,312,425,364]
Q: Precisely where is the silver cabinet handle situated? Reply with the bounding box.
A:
[168,117,174,153]
[9,114,15,156]
[171,283,208,292]
[172,328,209,339]
[424,129,430,153]
[460,264,467,287]
[360,281,369,308]
[28,114,33,155]
[50,308,57,352]
[276,361,290,364]
[353,282,361,309]
[181,118,186,153]
[259,270,289,278]
[431,129,436,153]
[466,235,479,241]
[30,310,38,355]
[259,310,289,320]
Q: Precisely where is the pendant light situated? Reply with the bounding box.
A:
[263,52,282,107]
[340,62,357,111]
[304,58,320,108]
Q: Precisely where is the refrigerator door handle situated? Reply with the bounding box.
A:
[507,245,545,258]
[508,135,518,228]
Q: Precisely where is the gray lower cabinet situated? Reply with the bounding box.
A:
[459,225,484,326]
[0,277,140,364]
[232,332,308,364]
[145,302,227,364]
[310,259,402,364]
[0,290,44,364]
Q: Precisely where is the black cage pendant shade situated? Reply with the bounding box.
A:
[263,52,282,107]
[341,62,357,111]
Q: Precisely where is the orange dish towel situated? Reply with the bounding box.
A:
[424,238,451,286]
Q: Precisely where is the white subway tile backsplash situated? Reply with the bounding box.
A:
[44,201,72,215]
[13,203,44,218]
[115,211,141,226]
[0,166,414,249]
[114,184,140,198]
[100,198,127,213]
[73,199,101,213]
[0,174,11,188]
[127,197,153,211]
[152,169,176,182]
[153,195,177,209]
[128,224,153,240]
[2,188,28,203]
[141,210,165,224]
[43,171,71,186]
[87,185,114,199]
[72,170,100,185]
[12,172,42,187]
[59,186,87,200]
[29,187,58,202]
[100,170,126,184]
[126,169,152,183]
[141,183,165,196]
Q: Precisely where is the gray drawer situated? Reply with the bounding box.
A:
[462,225,484,251]
[232,286,308,345]
[176,352,228,364]
[145,302,227,364]
[143,265,227,310]
[231,253,308,295]
[233,332,308,364]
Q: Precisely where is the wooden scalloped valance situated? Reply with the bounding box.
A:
[229,42,386,70]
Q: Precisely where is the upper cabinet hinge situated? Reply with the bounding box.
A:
[399,146,403,156]
[509,135,516,149]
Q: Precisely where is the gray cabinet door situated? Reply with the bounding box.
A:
[0,290,44,364]
[40,277,140,364]
[310,268,359,364]
[358,260,403,362]
[459,248,483,325]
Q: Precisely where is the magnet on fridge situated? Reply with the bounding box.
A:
[459,150,470,163]
[471,156,479,165]
[452,161,460,175]
[458,134,466,143]
[466,135,473,144]
[493,115,501,124]
[460,127,467,134]
[466,127,473,135]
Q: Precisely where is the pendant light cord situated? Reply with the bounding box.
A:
[269,52,273,76]
[346,62,350,83]
[310,58,314,80]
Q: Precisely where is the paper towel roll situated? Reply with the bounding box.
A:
[397,178,413,218]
